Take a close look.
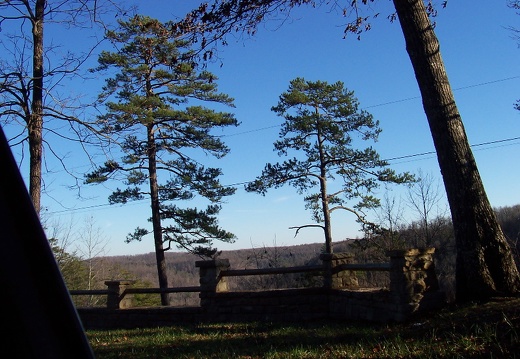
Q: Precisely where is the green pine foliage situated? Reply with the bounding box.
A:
[86,15,239,258]
[246,78,414,254]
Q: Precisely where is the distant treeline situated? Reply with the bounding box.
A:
[62,204,520,307]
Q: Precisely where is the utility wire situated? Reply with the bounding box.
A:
[45,75,520,215]
[46,135,520,216]
[217,75,520,137]
[384,136,520,162]
[43,74,520,173]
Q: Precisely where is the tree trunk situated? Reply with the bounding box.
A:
[29,0,45,217]
[392,0,520,301]
[320,174,333,254]
[316,113,333,254]
[147,124,170,306]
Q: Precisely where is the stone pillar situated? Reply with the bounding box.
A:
[196,259,230,308]
[333,253,359,289]
[321,253,359,289]
[388,248,438,320]
[104,280,136,309]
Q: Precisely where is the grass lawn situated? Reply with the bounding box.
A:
[87,297,519,358]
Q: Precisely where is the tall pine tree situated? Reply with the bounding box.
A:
[246,78,413,255]
[86,16,238,305]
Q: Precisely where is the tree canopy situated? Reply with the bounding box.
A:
[246,78,413,254]
[86,15,239,304]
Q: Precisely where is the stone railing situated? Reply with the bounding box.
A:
[74,248,445,328]
[195,248,443,322]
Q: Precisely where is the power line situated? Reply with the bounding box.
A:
[385,136,520,162]
[383,150,436,162]
[45,75,520,216]
[216,125,280,138]
[41,74,520,174]
[47,134,520,216]
[471,136,520,149]
[47,201,141,215]
[365,75,520,109]
[218,75,520,137]
[452,75,520,92]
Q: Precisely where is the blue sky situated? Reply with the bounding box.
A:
[3,1,519,256]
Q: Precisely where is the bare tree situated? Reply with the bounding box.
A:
[508,0,520,43]
[379,191,405,233]
[349,189,407,267]
[45,214,78,267]
[77,217,108,275]
[406,169,448,247]
[76,216,109,306]
[509,2,520,122]
[0,0,128,216]
[43,214,91,292]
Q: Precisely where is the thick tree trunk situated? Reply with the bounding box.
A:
[29,0,45,217]
[392,0,520,301]
[147,125,170,306]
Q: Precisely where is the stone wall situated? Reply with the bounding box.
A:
[77,248,446,330]
[77,307,204,329]
[388,248,443,320]
[201,288,330,323]
[326,252,360,288]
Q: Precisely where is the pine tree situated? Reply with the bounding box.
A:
[246,78,413,255]
[86,16,238,305]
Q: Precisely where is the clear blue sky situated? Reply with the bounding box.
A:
[3,1,519,256]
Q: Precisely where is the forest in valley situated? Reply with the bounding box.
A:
[62,203,520,308]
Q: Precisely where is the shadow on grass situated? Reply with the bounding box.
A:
[90,321,390,358]
[88,297,520,359]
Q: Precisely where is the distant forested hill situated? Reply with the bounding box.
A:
[85,204,519,306]
[92,241,345,306]
[99,241,346,288]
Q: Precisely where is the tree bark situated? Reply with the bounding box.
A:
[29,0,45,217]
[147,124,170,306]
[316,110,333,255]
[392,0,520,301]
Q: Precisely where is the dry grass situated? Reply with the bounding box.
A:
[87,297,520,358]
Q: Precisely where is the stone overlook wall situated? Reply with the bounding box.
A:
[77,248,446,329]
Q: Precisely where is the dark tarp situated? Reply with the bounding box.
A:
[0,126,95,358]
